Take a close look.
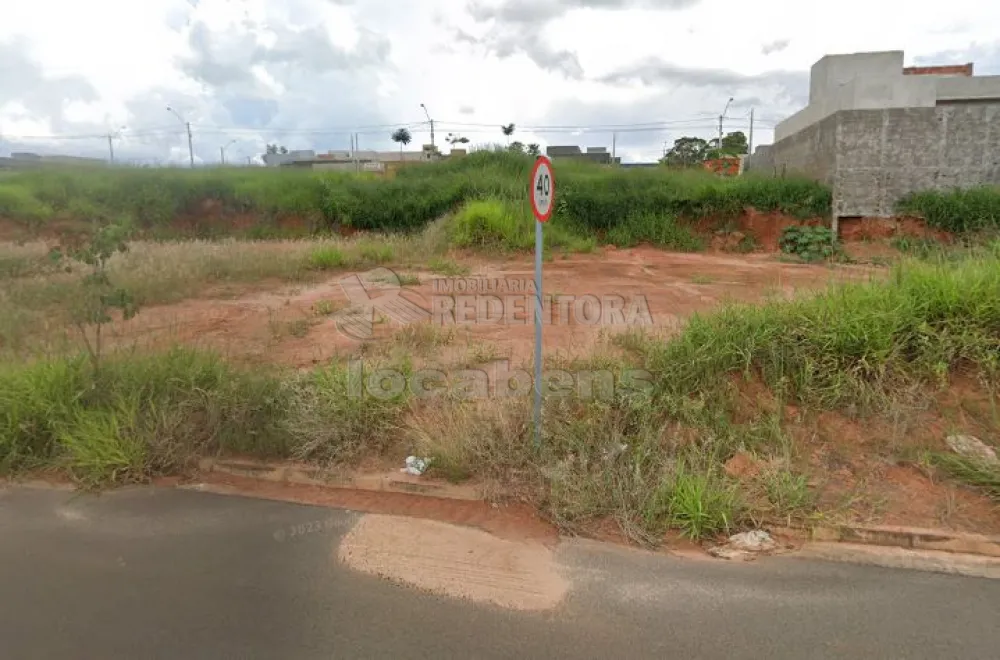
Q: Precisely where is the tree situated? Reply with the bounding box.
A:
[527,143,541,157]
[265,144,289,155]
[719,131,748,156]
[508,141,525,154]
[501,123,515,145]
[391,127,412,155]
[48,220,138,371]
[660,136,709,167]
[446,132,470,149]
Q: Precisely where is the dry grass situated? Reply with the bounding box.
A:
[0,233,462,357]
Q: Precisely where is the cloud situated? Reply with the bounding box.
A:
[459,105,476,115]
[597,57,808,107]
[468,0,698,24]
[0,37,98,119]
[461,0,698,78]
[912,41,1000,73]
[761,38,789,56]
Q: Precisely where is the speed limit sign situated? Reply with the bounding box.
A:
[530,156,555,223]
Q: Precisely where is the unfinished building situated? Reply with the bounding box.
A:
[752,51,1000,226]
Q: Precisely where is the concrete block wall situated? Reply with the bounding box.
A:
[767,103,1000,218]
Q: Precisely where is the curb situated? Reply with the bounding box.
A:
[797,543,1000,579]
[197,458,1000,568]
[197,458,482,501]
[808,524,1000,558]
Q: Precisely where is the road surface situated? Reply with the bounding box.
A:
[1,485,998,659]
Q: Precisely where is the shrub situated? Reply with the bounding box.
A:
[309,246,347,270]
[779,225,837,262]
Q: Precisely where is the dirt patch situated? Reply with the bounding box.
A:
[337,514,568,610]
[109,248,878,368]
[695,209,825,252]
[839,216,952,243]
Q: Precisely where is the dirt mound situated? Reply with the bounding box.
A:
[839,216,951,242]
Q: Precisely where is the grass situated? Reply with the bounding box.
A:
[930,453,1000,501]
[427,257,470,276]
[0,348,410,481]
[0,232,462,357]
[897,186,1000,234]
[644,256,1000,409]
[605,211,704,251]
[0,152,831,241]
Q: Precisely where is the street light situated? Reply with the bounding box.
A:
[220,139,238,166]
[718,96,734,151]
[166,105,195,167]
[420,103,435,148]
[107,125,127,164]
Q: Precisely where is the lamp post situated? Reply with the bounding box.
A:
[718,96,734,153]
[107,125,127,164]
[420,103,435,148]
[220,139,238,166]
[166,106,195,167]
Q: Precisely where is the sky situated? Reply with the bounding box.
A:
[2,0,1000,165]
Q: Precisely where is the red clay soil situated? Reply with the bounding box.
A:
[838,216,952,243]
[108,247,879,368]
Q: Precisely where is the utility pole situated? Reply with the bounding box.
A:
[718,96,734,153]
[108,134,115,164]
[747,108,755,171]
[612,132,617,165]
[167,106,195,167]
[420,103,435,148]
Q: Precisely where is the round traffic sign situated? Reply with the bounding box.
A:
[530,156,555,223]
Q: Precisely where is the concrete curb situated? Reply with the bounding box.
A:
[808,524,1000,558]
[797,543,1000,579]
[197,458,482,501]
[196,458,1000,573]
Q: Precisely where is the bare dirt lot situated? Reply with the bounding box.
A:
[109,246,879,369]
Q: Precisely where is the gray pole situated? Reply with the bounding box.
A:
[220,146,225,165]
[108,134,115,164]
[747,108,755,171]
[186,122,195,168]
[533,217,543,449]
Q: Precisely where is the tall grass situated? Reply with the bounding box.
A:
[645,255,1000,408]
[0,153,833,239]
[0,348,409,484]
[897,186,1000,233]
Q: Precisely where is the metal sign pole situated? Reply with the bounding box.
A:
[529,156,554,450]
[534,215,543,449]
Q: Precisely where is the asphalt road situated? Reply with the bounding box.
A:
[1,485,998,659]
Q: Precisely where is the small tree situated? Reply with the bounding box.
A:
[501,123,515,145]
[446,133,470,149]
[49,220,138,371]
[527,143,541,157]
[391,128,413,156]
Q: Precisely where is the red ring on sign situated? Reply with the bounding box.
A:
[530,156,555,223]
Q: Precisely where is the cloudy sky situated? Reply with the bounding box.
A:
[2,0,999,164]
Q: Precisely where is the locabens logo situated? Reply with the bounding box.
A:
[334,268,653,340]
[333,268,431,340]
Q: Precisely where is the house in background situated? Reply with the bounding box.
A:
[753,50,1000,229]
[546,145,621,165]
[263,145,443,171]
